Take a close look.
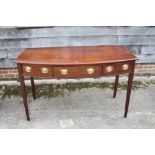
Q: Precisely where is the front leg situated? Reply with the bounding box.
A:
[124,73,134,118]
[18,64,30,121]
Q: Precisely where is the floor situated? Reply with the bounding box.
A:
[0,77,155,129]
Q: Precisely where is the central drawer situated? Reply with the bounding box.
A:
[54,66,101,78]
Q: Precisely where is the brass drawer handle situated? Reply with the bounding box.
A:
[87,68,94,74]
[60,69,68,75]
[25,66,32,73]
[122,64,129,70]
[41,67,48,74]
[106,66,113,72]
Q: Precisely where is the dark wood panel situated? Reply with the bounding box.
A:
[54,66,101,78]
[102,62,133,75]
[22,64,53,77]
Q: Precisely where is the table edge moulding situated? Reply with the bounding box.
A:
[15,45,138,121]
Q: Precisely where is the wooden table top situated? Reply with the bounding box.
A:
[15,46,137,65]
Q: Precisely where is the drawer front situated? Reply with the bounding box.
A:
[22,65,53,77]
[54,66,101,78]
[103,62,133,75]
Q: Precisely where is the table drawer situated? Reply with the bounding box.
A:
[54,66,101,78]
[22,65,53,77]
[103,62,133,75]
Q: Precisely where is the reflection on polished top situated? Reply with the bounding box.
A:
[15,46,137,65]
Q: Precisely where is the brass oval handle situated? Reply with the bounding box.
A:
[41,67,48,74]
[60,69,68,75]
[25,66,32,73]
[122,64,129,70]
[106,66,113,72]
[87,68,94,74]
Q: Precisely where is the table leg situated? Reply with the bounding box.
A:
[113,75,119,98]
[124,73,134,118]
[30,77,36,100]
[18,64,30,121]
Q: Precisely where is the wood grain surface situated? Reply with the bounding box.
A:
[15,46,137,65]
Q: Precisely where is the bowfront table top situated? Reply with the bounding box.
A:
[15,46,137,121]
[15,46,137,65]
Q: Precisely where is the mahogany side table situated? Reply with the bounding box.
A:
[15,46,137,121]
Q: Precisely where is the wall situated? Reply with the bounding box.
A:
[0,26,155,78]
